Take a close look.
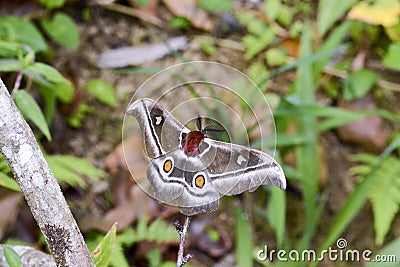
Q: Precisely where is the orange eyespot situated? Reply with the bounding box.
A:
[163,159,173,173]
[194,174,205,188]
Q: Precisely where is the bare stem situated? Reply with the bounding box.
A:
[175,216,192,267]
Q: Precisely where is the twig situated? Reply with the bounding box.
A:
[103,3,165,29]
[324,66,400,92]
[175,216,192,267]
[0,78,95,267]
[13,71,22,91]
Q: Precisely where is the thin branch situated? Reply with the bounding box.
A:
[0,78,95,267]
[324,66,400,92]
[175,216,192,267]
[103,3,165,29]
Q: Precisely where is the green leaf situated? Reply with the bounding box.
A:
[198,0,233,12]
[39,86,57,124]
[168,17,190,30]
[383,42,400,71]
[41,12,79,50]
[243,29,275,60]
[4,246,23,267]
[276,6,293,26]
[317,0,357,36]
[247,63,269,87]
[92,223,117,267]
[26,62,68,84]
[201,41,216,55]
[344,69,379,101]
[85,79,117,107]
[13,90,51,140]
[0,59,21,72]
[0,40,22,58]
[0,16,47,52]
[52,80,74,103]
[247,20,268,36]
[147,249,162,267]
[267,186,286,248]
[264,0,282,21]
[39,0,66,9]
[0,155,10,173]
[235,205,253,267]
[265,48,287,66]
[67,103,93,128]
[0,172,21,192]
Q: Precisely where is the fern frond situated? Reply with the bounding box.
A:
[46,155,106,188]
[368,156,400,245]
[351,153,400,245]
[117,217,179,246]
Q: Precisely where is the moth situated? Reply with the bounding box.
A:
[128,98,286,216]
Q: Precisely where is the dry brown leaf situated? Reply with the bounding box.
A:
[162,0,214,31]
[129,0,159,17]
[0,192,23,239]
[337,94,390,152]
[80,185,159,232]
[280,38,299,58]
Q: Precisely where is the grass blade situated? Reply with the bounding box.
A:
[235,205,253,267]
[294,22,319,251]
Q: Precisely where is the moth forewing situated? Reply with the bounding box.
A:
[127,98,189,158]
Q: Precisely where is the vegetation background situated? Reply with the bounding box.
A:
[0,0,400,266]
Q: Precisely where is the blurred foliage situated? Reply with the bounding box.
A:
[0,1,114,192]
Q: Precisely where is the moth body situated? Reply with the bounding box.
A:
[182,130,205,157]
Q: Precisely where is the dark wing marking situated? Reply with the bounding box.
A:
[127,98,189,158]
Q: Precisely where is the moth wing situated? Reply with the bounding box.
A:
[147,156,184,204]
[201,139,286,196]
[146,149,219,216]
[127,98,189,158]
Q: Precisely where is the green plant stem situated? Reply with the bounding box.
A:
[295,23,320,251]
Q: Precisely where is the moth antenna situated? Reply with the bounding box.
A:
[203,125,225,133]
[196,115,202,131]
